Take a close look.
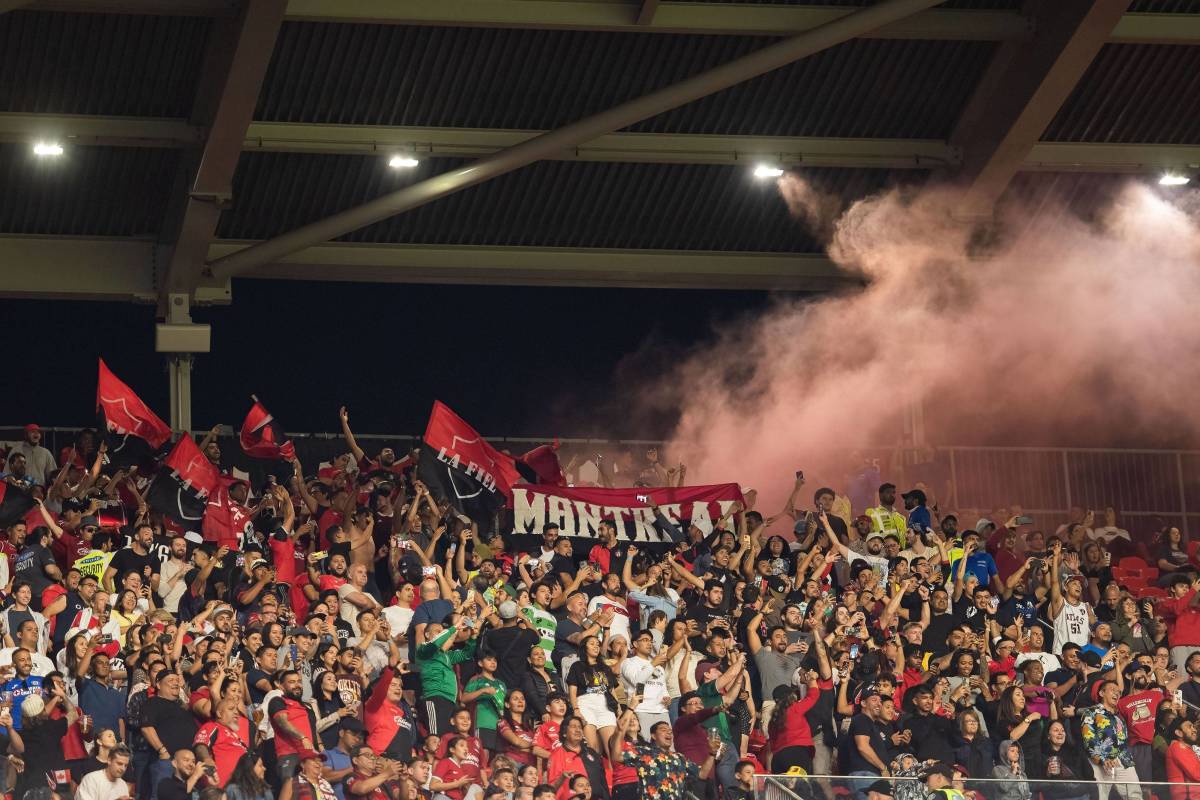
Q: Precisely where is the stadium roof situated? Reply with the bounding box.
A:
[1,0,1198,304]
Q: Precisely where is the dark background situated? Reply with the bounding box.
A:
[5,279,784,439]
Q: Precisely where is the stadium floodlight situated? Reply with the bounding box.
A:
[32,142,64,157]
[753,163,785,180]
[389,155,420,169]
[1159,173,1190,186]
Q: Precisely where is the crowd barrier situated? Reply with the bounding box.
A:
[6,426,1200,540]
[754,772,1176,800]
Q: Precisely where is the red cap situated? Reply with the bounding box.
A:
[23,423,40,432]
[296,749,325,762]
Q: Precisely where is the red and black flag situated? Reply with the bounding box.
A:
[417,401,520,523]
[0,481,35,528]
[516,442,565,486]
[96,359,172,469]
[239,397,295,461]
[145,434,219,529]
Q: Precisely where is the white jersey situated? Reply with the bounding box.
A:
[1052,600,1089,655]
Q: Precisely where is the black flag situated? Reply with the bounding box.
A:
[0,482,34,528]
[145,434,219,529]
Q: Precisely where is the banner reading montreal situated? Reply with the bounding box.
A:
[510,483,744,550]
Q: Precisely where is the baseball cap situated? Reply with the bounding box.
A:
[866,780,893,798]
[902,489,926,506]
[340,717,367,733]
[251,559,269,571]
[80,516,99,528]
[23,423,40,433]
[866,532,885,542]
[213,605,235,617]
[296,748,326,762]
[975,517,996,532]
[289,627,316,638]
[498,600,518,620]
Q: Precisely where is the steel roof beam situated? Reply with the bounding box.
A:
[4,113,1198,174]
[207,241,854,291]
[207,0,949,281]
[20,1,1200,44]
[949,0,1129,218]
[158,0,287,305]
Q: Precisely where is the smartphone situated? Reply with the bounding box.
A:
[635,683,646,697]
[795,470,804,480]
[1176,689,1185,705]
[849,643,860,659]
[311,550,329,561]
[291,643,299,665]
[1016,515,1034,525]
[422,566,436,576]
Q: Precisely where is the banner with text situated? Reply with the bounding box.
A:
[511,483,744,544]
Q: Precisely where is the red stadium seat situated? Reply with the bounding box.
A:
[1189,540,1200,562]
[1119,556,1149,571]
[1122,576,1148,593]
[1138,567,1159,581]
[1111,567,1131,579]
[1139,586,1168,600]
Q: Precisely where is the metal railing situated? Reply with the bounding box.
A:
[756,772,1176,800]
[6,425,1200,538]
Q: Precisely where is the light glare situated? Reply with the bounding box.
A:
[1159,173,1190,186]
[32,142,64,157]
[389,155,419,169]
[753,164,784,179]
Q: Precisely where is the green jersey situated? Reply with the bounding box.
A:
[522,604,557,670]
[415,627,477,703]
[465,676,506,730]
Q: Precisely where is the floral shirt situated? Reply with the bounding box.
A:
[1081,706,1135,768]
[622,741,699,800]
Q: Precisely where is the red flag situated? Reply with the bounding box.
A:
[145,434,219,528]
[96,359,171,448]
[423,401,521,498]
[239,399,296,461]
[516,444,564,486]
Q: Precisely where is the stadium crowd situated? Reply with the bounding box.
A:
[2,412,1200,800]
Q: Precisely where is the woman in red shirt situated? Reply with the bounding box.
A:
[497,690,551,768]
[767,675,827,774]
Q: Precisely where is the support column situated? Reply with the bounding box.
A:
[168,354,194,433]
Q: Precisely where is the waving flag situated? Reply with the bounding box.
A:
[516,443,564,486]
[239,397,296,461]
[0,482,35,528]
[145,434,218,530]
[417,401,520,523]
[96,359,171,468]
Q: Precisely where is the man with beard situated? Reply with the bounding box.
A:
[921,586,957,659]
[1165,716,1200,796]
[1118,660,1179,783]
[866,484,907,548]
[340,406,413,477]
[269,670,319,782]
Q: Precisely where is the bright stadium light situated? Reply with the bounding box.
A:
[753,163,784,180]
[389,155,419,169]
[32,142,64,157]
[1159,173,1190,186]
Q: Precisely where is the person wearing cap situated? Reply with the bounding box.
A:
[2,424,56,486]
[1116,659,1171,786]
[323,717,367,800]
[293,747,338,800]
[866,483,907,549]
[838,686,893,800]
[1081,680,1142,800]
[865,779,894,800]
[1050,541,1094,656]
[824,513,889,584]
[948,531,1001,596]
[902,489,932,535]
[483,599,541,691]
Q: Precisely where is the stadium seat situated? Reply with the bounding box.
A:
[1122,576,1148,593]
[1111,567,1131,579]
[1139,567,1159,581]
[1139,586,1168,599]
[1189,540,1200,562]
[1119,555,1149,571]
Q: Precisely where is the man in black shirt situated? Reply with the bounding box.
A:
[479,602,541,690]
[922,587,956,658]
[13,527,59,611]
[899,685,956,763]
[840,686,893,798]
[141,671,199,799]
[156,747,205,800]
[104,523,160,595]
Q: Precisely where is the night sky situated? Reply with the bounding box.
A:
[7,279,787,440]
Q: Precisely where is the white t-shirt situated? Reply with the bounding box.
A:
[0,648,54,677]
[620,655,669,715]
[338,584,379,637]
[588,594,631,642]
[381,605,415,661]
[75,768,131,800]
[158,559,189,613]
